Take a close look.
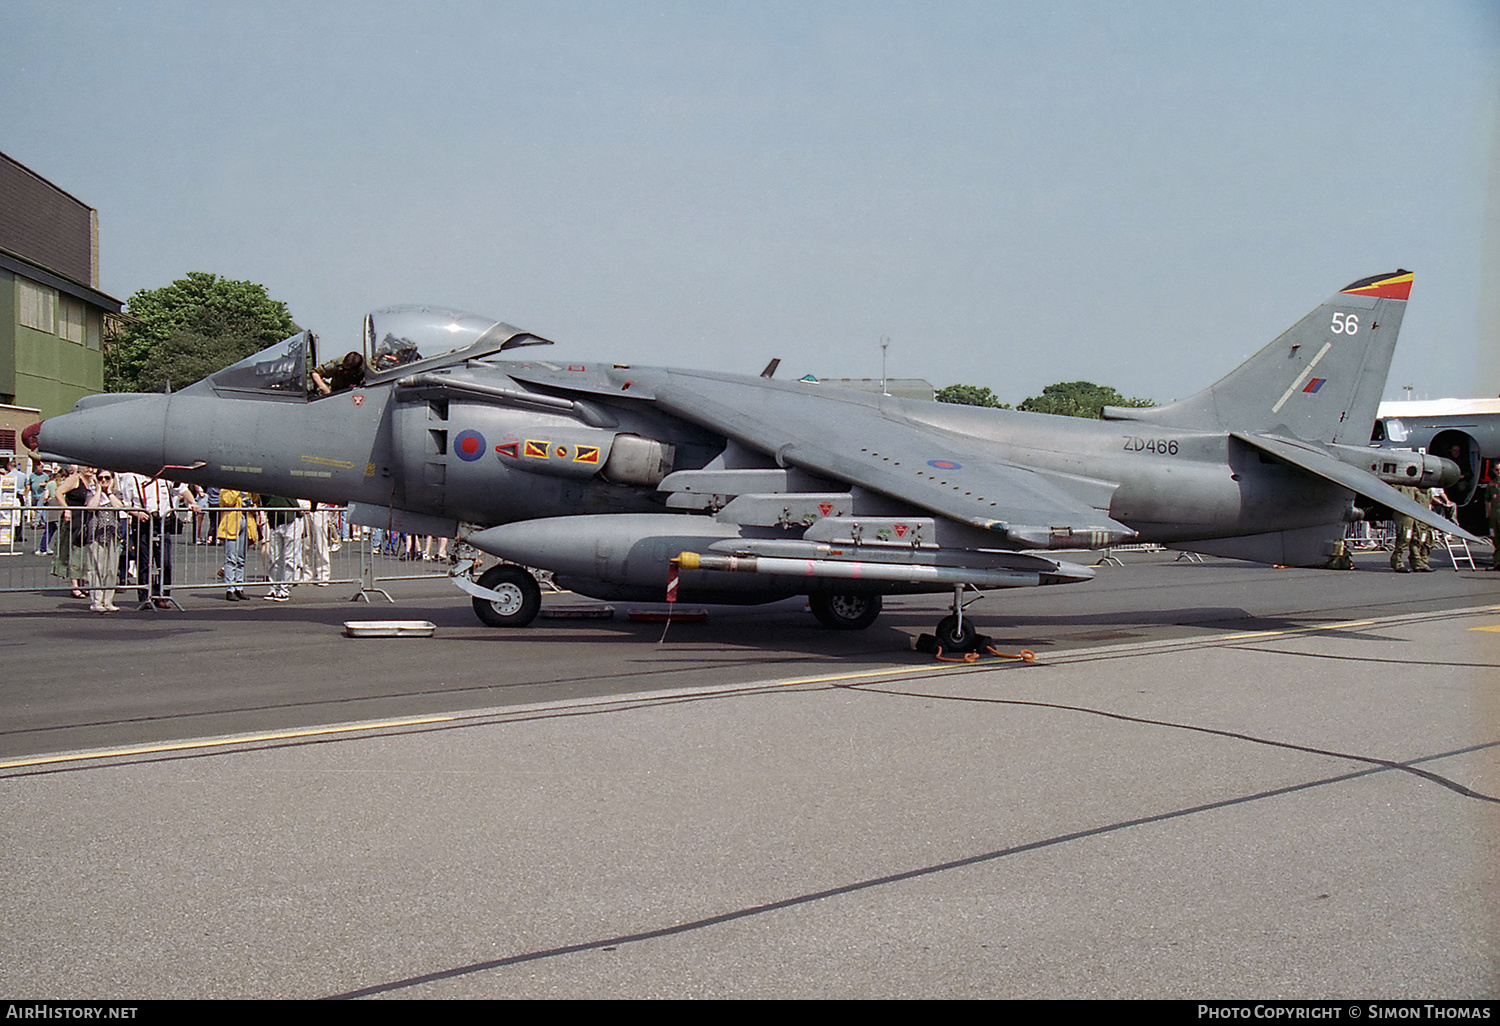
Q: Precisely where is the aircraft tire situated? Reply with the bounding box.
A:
[809,592,882,630]
[472,564,542,628]
[934,615,979,652]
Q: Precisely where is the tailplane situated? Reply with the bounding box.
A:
[1104,271,1413,444]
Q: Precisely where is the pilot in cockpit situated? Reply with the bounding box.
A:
[312,351,366,396]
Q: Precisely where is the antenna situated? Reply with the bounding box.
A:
[880,336,890,396]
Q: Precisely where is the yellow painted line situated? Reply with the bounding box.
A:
[1223,619,1376,641]
[2,665,983,773]
[0,715,459,771]
[1470,625,1500,633]
[774,665,955,688]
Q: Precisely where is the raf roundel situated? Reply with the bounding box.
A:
[454,429,487,462]
[927,459,962,471]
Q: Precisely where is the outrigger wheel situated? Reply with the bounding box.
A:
[933,614,980,652]
[472,563,542,628]
[931,584,985,652]
[809,593,882,630]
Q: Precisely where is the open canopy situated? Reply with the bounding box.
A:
[362,306,552,376]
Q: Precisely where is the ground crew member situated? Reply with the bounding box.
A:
[1485,473,1500,571]
[1391,485,1434,573]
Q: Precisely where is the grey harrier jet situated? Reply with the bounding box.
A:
[33,270,1473,645]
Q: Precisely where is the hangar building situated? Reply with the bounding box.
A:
[0,150,122,453]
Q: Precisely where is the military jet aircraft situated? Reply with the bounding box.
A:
[1372,398,1500,469]
[30,270,1479,647]
[1372,398,1500,496]
[1365,396,1500,536]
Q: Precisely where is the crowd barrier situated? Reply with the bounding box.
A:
[3,503,1484,600]
[0,505,459,600]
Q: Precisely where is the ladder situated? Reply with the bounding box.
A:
[1440,533,1478,571]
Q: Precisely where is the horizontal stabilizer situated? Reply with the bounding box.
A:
[1232,432,1481,543]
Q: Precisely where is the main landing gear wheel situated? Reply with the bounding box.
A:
[809,593,882,630]
[933,614,979,652]
[472,564,542,628]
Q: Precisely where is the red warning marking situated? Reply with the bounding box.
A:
[351,394,364,406]
[495,442,519,459]
[818,503,833,516]
[568,364,586,372]
[894,524,909,537]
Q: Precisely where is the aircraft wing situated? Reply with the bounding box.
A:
[642,370,1135,549]
[1234,432,1484,543]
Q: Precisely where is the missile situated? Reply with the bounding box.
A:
[673,551,1092,588]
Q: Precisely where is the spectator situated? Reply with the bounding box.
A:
[258,494,304,601]
[50,465,91,599]
[217,489,258,600]
[83,469,125,612]
[304,502,333,585]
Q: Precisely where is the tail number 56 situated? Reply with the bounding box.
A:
[1331,312,1359,334]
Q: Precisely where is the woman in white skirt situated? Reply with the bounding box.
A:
[84,469,125,612]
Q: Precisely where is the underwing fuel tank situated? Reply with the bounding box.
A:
[467,513,1094,602]
[469,514,752,594]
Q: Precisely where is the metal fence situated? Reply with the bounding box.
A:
[0,505,457,600]
[6,502,1487,601]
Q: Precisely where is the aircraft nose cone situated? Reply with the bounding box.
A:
[32,395,170,471]
[21,421,41,451]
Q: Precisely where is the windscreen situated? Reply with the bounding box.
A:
[1378,418,1409,444]
[206,331,311,395]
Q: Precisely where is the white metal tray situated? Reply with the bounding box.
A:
[343,620,436,638]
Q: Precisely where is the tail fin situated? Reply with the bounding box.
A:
[1104,271,1413,444]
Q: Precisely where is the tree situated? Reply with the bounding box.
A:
[106,272,298,392]
[136,324,268,394]
[935,384,1010,408]
[1018,381,1154,419]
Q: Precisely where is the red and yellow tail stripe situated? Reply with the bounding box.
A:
[1340,270,1413,301]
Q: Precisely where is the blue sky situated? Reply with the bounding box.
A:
[4,0,1496,402]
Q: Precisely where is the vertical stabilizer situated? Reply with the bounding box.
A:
[1105,271,1412,443]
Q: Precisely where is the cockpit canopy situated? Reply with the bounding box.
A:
[193,307,555,399]
[362,306,551,374]
[204,331,312,396]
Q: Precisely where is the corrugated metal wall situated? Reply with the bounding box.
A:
[0,155,93,285]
